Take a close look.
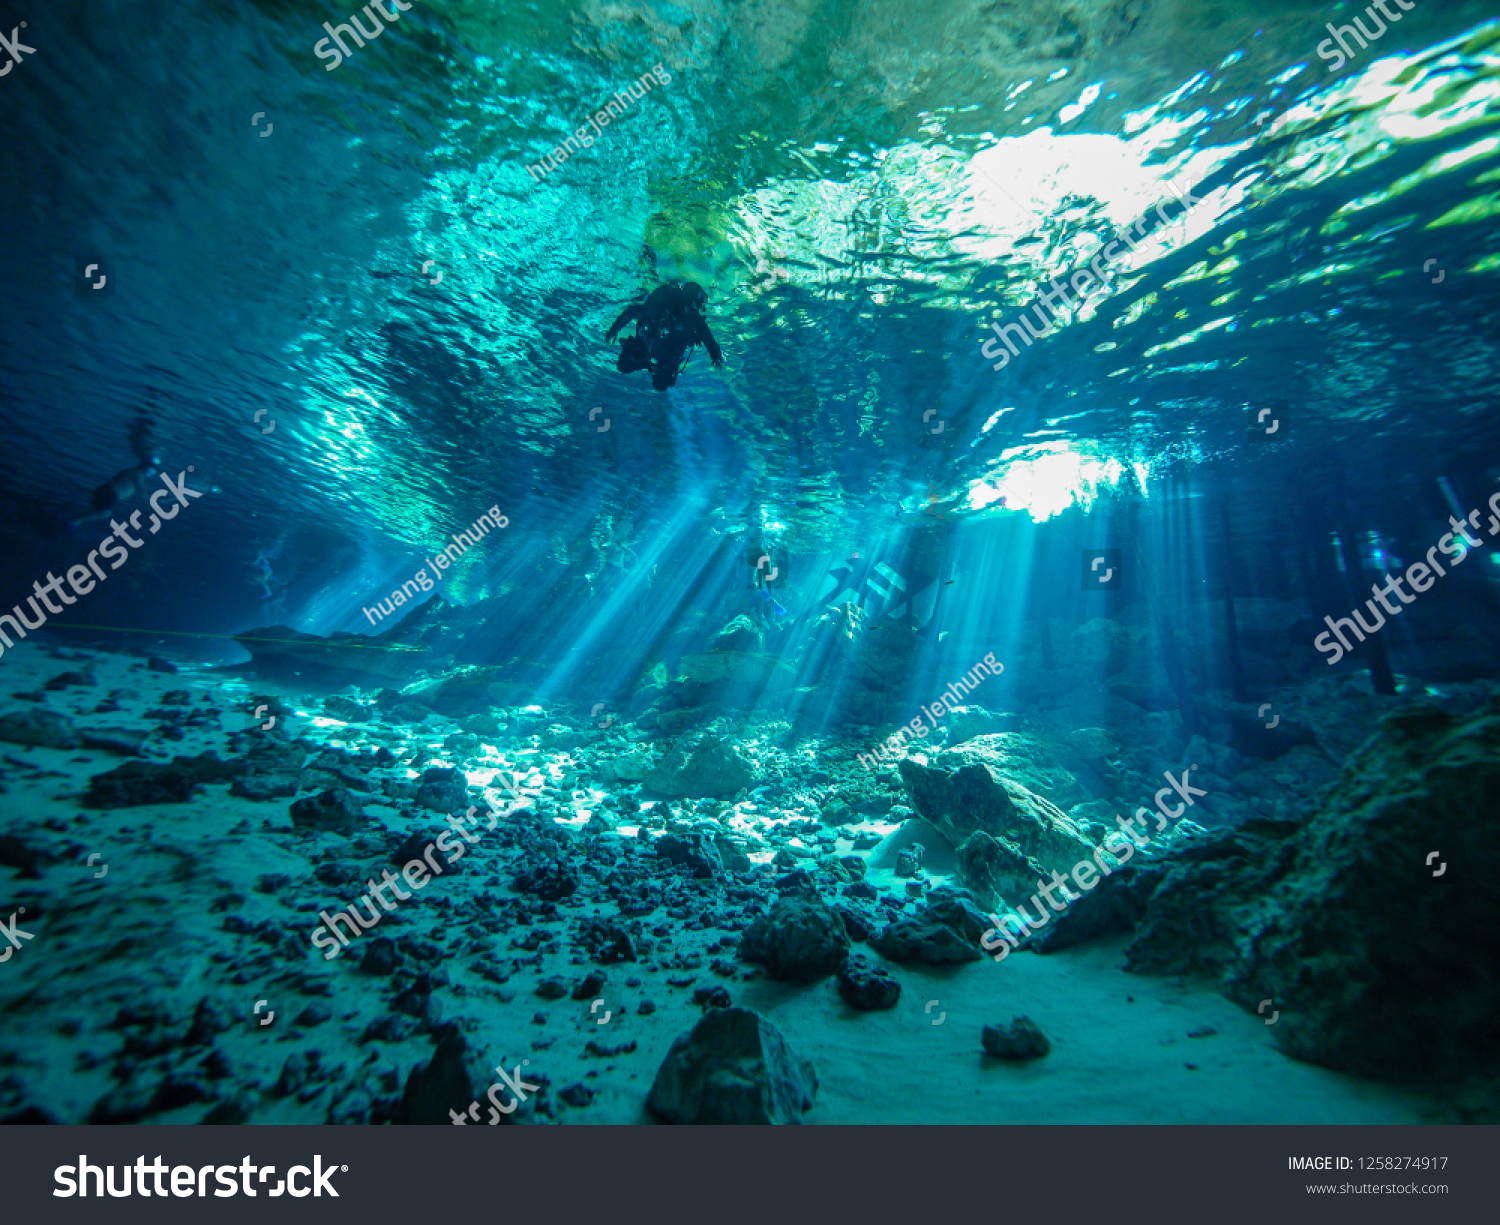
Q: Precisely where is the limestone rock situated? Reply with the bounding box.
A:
[982,1016,1050,1060]
[289,787,367,834]
[871,896,987,965]
[643,736,758,799]
[739,897,850,982]
[647,1008,817,1125]
[0,709,80,750]
[898,740,1098,882]
[837,956,902,1010]
[1120,700,1500,1080]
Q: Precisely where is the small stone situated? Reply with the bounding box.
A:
[981,1015,1050,1061]
[637,1000,656,1015]
[559,1082,595,1107]
[836,956,901,1011]
[571,970,607,1000]
[359,938,399,976]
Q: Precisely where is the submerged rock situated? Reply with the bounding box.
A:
[739,896,850,982]
[898,739,1100,876]
[0,709,80,750]
[655,831,723,878]
[392,1034,500,1125]
[85,752,240,807]
[643,735,759,799]
[647,1007,817,1125]
[982,1016,1050,1061]
[837,956,902,1010]
[289,787,366,834]
[954,829,1048,913]
[871,896,987,965]
[1118,700,1500,1080]
[232,625,429,685]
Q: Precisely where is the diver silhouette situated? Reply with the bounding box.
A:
[73,404,160,531]
[606,280,723,391]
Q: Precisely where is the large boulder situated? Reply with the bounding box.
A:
[739,897,850,982]
[898,741,1099,879]
[647,1008,817,1124]
[643,736,758,799]
[1119,701,1500,1081]
[954,830,1048,913]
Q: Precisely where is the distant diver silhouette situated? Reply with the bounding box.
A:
[73,403,160,531]
[606,280,723,391]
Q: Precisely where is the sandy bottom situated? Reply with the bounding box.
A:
[0,641,1453,1125]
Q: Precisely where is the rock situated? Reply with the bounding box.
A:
[692,985,732,1010]
[324,695,371,722]
[85,752,240,807]
[233,625,429,686]
[536,977,569,1000]
[512,860,578,902]
[945,706,1018,744]
[898,741,1100,880]
[738,897,850,982]
[289,788,366,834]
[392,1034,492,1125]
[1117,700,1500,1080]
[712,615,762,653]
[146,655,178,674]
[401,666,507,718]
[871,897,987,964]
[647,1007,817,1125]
[895,844,924,878]
[0,835,44,879]
[79,727,148,756]
[559,1083,595,1108]
[595,750,656,784]
[836,956,901,1010]
[0,709,80,749]
[571,971,606,1000]
[982,1016,1050,1060]
[231,771,299,801]
[954,829,1047,913]
[643,736,759,799]
[714,834,755,872]
[414,767,469,814]
[360,938,399,976]
[656,831,723,878]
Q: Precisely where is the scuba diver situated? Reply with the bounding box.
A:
[606,280,724,391]
[744,541,787,628]
[72,405,160,531]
